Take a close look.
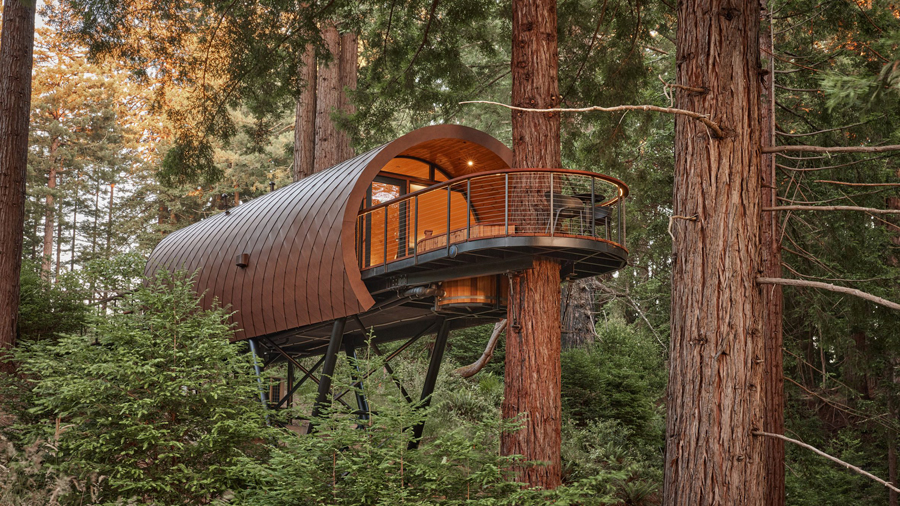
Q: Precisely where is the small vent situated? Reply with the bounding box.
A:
[236,253,250,268]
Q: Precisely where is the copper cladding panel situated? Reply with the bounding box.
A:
[144,125,513,341]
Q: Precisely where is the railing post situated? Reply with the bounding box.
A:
[550,171,554,237]
[413,195,418,265]
[590,177,596,238]
[446,185,452,255]
[383,208,388,269]
[617,197,623,245]
[504,173,509,235]
[466,179,471,241]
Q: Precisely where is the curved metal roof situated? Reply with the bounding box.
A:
[144,125,513,340]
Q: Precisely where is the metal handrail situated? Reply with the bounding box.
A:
[358,168,628,215]
[356,168,628,270]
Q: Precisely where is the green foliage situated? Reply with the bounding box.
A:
[5,272,273,505]
[561,318,666,443]
[229,348,627,506]
[17,260,89,342]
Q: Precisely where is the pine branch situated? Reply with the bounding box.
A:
[757,277,900,311]
[459,100,725,138]
[753,431,900,494]
[764,144,900,154]
[764,205,900,214]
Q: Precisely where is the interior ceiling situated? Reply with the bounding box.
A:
[392,138,510,178]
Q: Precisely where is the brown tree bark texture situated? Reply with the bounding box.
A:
[759,3,785,505]
[501,0,562,490]
[293,44,316,181]
[338,31,357,161]
[314,23,341,172]
[0,0,36,374]
[664,0,766,504]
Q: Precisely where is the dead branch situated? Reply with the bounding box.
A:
[667,214,698,241]
[459,100,725,138]
[595,283,667,350]
[452,319,507,378]
[764,205,900,214]
[753,431,900,494]
[776,117,882,138]
[781,263,891,284]
[90,290,134,306]
[776,153,897,171]
[813,180,900,187]
[764,144,900,154]
[757,277,900,311]
[775,84,822,93]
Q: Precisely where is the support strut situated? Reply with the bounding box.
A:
[309,318,347,430]
[409,319,451,449]
[346,344,371,422]
[248,338,269,425]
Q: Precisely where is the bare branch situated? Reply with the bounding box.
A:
[764,144,900,154]
[775,84,822,92]
[753,431,900,493]
[757,277,900,311]
[776,117,882,138]
[459,100,725,138]
[813,180,900,187]
[453,319,506,378]
[776,153,897,171]
[764,205,900,214]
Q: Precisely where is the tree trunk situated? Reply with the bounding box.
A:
[293,44,316,181]
[55,193,62,279]
[890,430,898,506]
[0,0,37,374]
[42,157,58,280]
[759,3,785,505]
[314,23,341,172]
[70,175,78,271]
[338,30,357,161]
[664,0,765,504]
[102,183,114,312]
[561,278,598,349]
[501,0,562,489]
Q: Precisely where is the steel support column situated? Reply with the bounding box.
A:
[310,318,347,425]
[276,355,326,409]
[409,319,451,449]
[248,338,269,424]
[372,342,414,404]
[345,344,371,422]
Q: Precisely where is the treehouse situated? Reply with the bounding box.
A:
[144,125,629,425]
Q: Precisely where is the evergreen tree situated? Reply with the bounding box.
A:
[8,272,273,504]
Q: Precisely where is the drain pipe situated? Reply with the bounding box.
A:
[248,338,270,425]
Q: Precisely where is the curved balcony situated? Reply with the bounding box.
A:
[355,168,629,283]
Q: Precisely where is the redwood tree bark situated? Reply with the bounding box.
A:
[759,3,785,505]
[0,0,37,374]
[293,44,317,181]
[501,0,562,489]
[338,30,357,161]
[664,0,766,503]
[314,23,341,172]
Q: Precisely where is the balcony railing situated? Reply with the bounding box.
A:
[356,168,628,270]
